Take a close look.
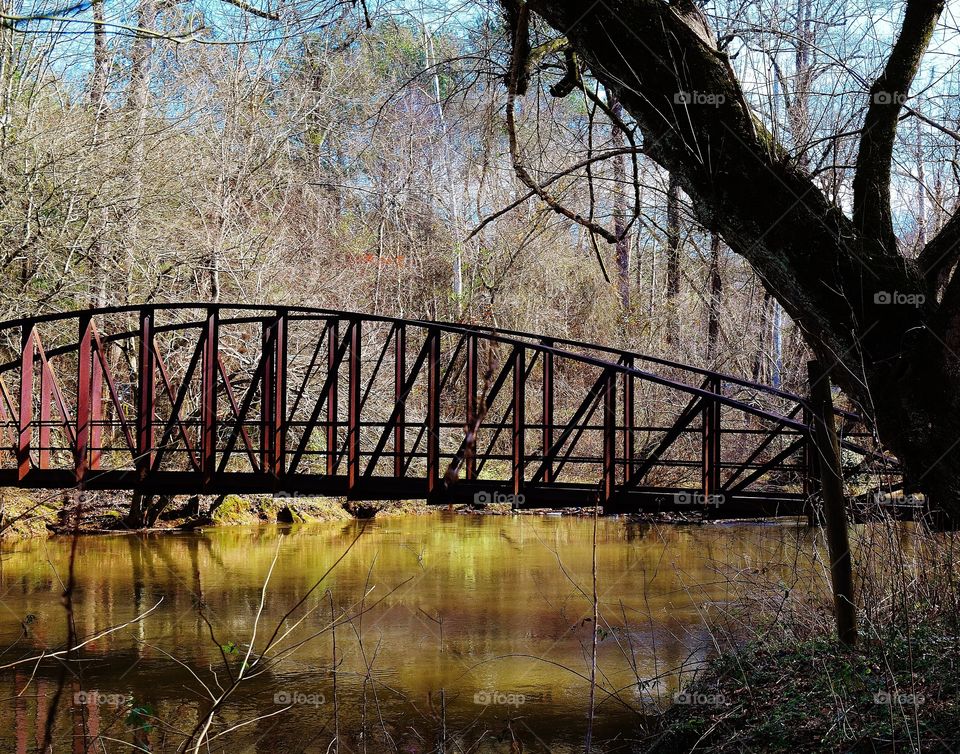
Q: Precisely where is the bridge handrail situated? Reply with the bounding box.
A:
[0,304,886,460]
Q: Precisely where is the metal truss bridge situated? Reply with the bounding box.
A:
[0,305,902,517]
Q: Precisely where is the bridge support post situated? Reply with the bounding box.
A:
[137,310,155,480]
[17,324,34,482]
[76,313,96,485]
[807,359,857,647]
[426,327,441,497]
[701,376,722,512]
[602,369,616,510]
[91,335,102,473]
[327,319,339,477]
[37,347,51,470]
[623,356,634,487]
[201,308,219,488]
[542,342,554,484]
[465,333,477,481]
[348,318,361,493]
[512,346,525,498]
[261,309,287,480]
[395,323,406,478]
[262,316,274,474]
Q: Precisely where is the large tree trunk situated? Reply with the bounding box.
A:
[523,0,960,515]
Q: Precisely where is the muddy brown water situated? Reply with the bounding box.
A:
[0,514,822,752]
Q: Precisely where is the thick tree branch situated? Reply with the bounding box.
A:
[917,210,960,286]
[852,0,944,257]
[503,0,532,94]
[218,0,279,21]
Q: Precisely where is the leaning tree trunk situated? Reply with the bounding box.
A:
[521,0,960,516]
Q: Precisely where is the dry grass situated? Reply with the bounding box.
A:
[642,520,960,753]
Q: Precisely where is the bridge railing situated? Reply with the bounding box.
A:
[0,304,902,513]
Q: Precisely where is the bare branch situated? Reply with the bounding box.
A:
[852,0,945,256]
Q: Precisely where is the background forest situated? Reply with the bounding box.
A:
[9,0,953,392]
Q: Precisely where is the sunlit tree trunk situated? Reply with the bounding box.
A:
[664,174,681,344]
[611,98,630,309]
[90,0,110,307]
[123,0,157,301]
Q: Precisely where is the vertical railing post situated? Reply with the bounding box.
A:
[394,323,406,478]
[76,313,93,484]
[326,318,339,476]
[347,318,361,492]
[701,375,722,502]
[137,309,155,479]
[90,334,102,472]
[623,356,634,485]
[272,309,287,478]
[602,369,616,508]
[541,341,554,484]
[261,315,274,472]
[464,333,477,481]
[38,353,51,470]
[512,346,525,497]
[426,327,441,496]
[201,307,218,487]
[17,324,34,481]
[261,309,287,478]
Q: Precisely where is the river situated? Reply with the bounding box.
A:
[0,513,823,752]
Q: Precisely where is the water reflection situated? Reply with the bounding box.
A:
[0,514,823,751]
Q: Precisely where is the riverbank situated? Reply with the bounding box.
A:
[646,622,960,752]
[643,524,960,753]
[0,489,432,539]
[1,488,629,541]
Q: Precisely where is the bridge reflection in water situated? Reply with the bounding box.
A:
[0,305,901,517]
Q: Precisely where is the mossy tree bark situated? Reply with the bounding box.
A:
[520,0,960,516]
